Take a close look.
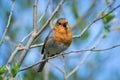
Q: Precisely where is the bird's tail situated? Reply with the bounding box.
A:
[37,54,47,72]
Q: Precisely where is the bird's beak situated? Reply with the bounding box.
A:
[63,22,68,28]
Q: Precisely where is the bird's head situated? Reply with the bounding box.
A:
[56,18,68,28]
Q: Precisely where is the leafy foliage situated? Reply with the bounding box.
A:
[0,65,8,75]
[11,63,20,77]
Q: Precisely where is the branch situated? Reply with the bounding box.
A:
[18,43,43,50]
[19,0,38,64]
[19,33,35,65]
[0,0,15,45]
[33,0,38,32]
[73,3,120,38]
[20,43,120,71]
[20,32,32,43]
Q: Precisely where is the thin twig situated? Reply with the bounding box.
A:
[0,0,15,45]
[20,32,32,43]
[7,45,21,65]
[19,33,35,65]
[18,43,43,50]
[73,3,120,38]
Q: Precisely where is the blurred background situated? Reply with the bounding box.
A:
[0,0,120,80]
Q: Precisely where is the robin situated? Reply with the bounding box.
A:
[37,18,72,72]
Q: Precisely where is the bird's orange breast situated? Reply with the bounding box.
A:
[53,25,72,46]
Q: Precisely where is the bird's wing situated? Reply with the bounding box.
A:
[41,29,54,54]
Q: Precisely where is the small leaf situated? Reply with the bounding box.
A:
[0,66,8,75]
[102,12,115,24]
[82,31,90,39]
[11,63,20,77]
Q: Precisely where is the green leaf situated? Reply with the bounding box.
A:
[102,12,115,24]
[0,65,8,75]
[11,63,20,77]
[82,31,90,39]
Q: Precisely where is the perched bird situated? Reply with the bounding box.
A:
[37,18,72,72]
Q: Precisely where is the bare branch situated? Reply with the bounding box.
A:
[33,0,38,32]
[19,34,35,65]
[20,32,32,43]
[66,44,120,54]
[19,43,43,50]
[0,0,15,45]
[7,46,20,65]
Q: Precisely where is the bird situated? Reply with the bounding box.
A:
[37,18,72,72]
